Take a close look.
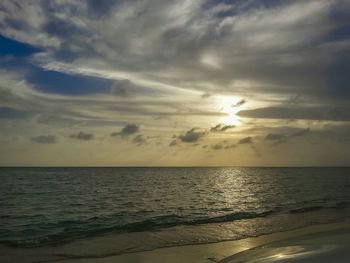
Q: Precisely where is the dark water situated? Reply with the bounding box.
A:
[1,167,350,251]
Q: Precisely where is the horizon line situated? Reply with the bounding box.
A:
[1,166,350,168]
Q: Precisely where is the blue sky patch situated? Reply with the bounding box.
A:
[0,35,42,57]
[26,68,113,96]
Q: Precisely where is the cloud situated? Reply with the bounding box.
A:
[2,0,348,103]
[110,79,131,97]
[210,123,235,132]
[237,107,350,121]
[265,133,287,141]
[178,128,205,143]
[1,0,349,128]
[111,124,139,137]
[31,135,57,144]
[238,136,253,144]
[201,91,212,99]
[211,144,223,150]
[224,144,236,149]
[132,134,145,146]
[169,139,177,147]
[232,99,246,108]
[291,128,310,137]
[69,131,93,140]
[287,95,301,105]
[264,127,310,144]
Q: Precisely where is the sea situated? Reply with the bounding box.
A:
[1,167,350,256]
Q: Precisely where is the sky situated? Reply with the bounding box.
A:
[0,0,349,166]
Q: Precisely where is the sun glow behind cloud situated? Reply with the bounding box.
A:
[200,53,221,69]
[219,96,242,126]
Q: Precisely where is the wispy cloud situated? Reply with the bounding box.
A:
[31,135,57,144]
[237,107,350,121]
[238,137,253,144]
[265,133,286,142]
[2,0,348,100]
[264,127,310,145]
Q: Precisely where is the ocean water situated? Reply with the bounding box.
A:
[1,167,350,254]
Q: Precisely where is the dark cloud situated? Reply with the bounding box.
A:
[224,144,236,149]
[232,99,246,107]
[210,142,236,150]
[291,128,310,137]
[211,144,223,150]
[264,128,310,145]
[237,107,350,121]
[69,131,93,140]
[169,139,177,147]
[86,0,120,16]
[265,133,286,141]
[201,91,212,99]
[111,124,139,137]
[110,79,131,97]
[31,135,57,144]
[178,128,205,143]
[264,133,288,145]
[132,134,145,146]
[210,124,236,132]
[238,136,253,144]
[287,95,301,105]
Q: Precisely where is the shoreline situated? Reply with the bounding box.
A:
[2,220,350,263]
[95,220,350,263]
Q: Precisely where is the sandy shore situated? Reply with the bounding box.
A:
[81,221,350,263]
[1,220,349,263]
[221,227,350,263]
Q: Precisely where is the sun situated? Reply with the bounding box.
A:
[219,96,241,126]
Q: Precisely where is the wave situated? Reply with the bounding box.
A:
[1,211,272,247]
[119,211,273,232]
[288,202,350,214]
[2,202,350,248]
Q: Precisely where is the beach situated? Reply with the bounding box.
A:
[2,221,350,263]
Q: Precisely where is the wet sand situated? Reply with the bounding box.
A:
[3,220,349,263]
[87,221,350,263]
[221,227,350,263]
